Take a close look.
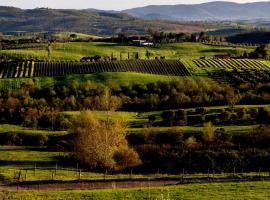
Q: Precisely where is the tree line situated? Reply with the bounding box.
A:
[2,78,270,128]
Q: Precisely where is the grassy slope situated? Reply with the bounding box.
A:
[0,146,269,182]
[53,32,103,39]
[2,103,268,137]
[0,72,182,90]
[0,42,254,60]
[2,181,270,200]
[0,124,67,136]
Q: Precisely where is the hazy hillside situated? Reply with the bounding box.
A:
[0,6,205,35]
[124,1,270,21]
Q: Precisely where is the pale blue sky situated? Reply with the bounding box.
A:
[0,0,263,10]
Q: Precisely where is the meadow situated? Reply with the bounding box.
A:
[2,181,270,200]
[0,42,254,60]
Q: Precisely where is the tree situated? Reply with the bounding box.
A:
[257,108,270,125]
[93,88,122,111]
[134,52,139,59]
[226,89,241,108]
[74,111,141,171]
[46,43,51,59]
[161,110,175,126]
[70,34,77,40]
[185,137,199,149]
[202,122,215,144]
[145,49,152,59]
[250,44,270,59]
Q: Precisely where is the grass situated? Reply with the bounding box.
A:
[1,42,254,61]
[0,146,269,183]
[2,181,270,199]
[0,72,182,91]
[53,32,102,40]
[62,72,181,86]
[0,124,67,136]
[129,125,256,134]
[0,146,269,182]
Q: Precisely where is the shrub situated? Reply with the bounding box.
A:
[202,122,215,144]
[113,146,142,171]
[161,110,175,126]
[195,107,208,115]
[154,128,184,145]
[257,107,270,124]
[185,137,199,149]
[174,109,187,126]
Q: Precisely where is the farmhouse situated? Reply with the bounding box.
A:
[131,40,154,47]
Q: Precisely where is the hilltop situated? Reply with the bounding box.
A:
[0,6,205,35]
[124,1,270,21]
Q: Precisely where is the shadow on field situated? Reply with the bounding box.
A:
[200,49,229,53]
[95,43,129,47]
[0,161,56,167]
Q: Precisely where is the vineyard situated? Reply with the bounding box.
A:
[0,60,191,79]
[208,69,270,85]
[193,59,270,70]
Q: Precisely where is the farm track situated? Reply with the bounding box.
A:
[0,177,269,191]
[0,180,178,191]
[0,60,191,79]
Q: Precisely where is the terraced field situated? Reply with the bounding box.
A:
[0,60,191,79]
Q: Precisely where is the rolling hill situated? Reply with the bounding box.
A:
[0,6,205,35]
[124,1,270,21]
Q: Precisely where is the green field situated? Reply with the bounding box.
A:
[0,42,254,60]
[0,124,67,136]
[0,72,184,91]
[2,181,270,200]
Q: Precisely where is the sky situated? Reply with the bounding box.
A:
[0,0,264,10]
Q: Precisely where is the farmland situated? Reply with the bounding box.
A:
[1,42,270,85]
[1,40,270,199]
[2,0,270,197]
[193,59,270,70]
[0,42,254,60]
[0,60,190,79]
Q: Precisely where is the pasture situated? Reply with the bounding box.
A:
[1,180,270,199]
[1,41,270,199]
[0,42,254,60]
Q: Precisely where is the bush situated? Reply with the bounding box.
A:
[154,129,184,145]
[257,107,270,124]
[195,107,208,115]
[161,110,174,126]
[174,109,187,126]
[1,133,48,146]
[113,146,141,171]
[38,114,52,128]
[215,128,232,145]
[188,115,205,125]
[148,115,156,126]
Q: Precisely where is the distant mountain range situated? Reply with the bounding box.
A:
[0,6,204,35]
[124,1,270,21]
[1,1,270,36]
